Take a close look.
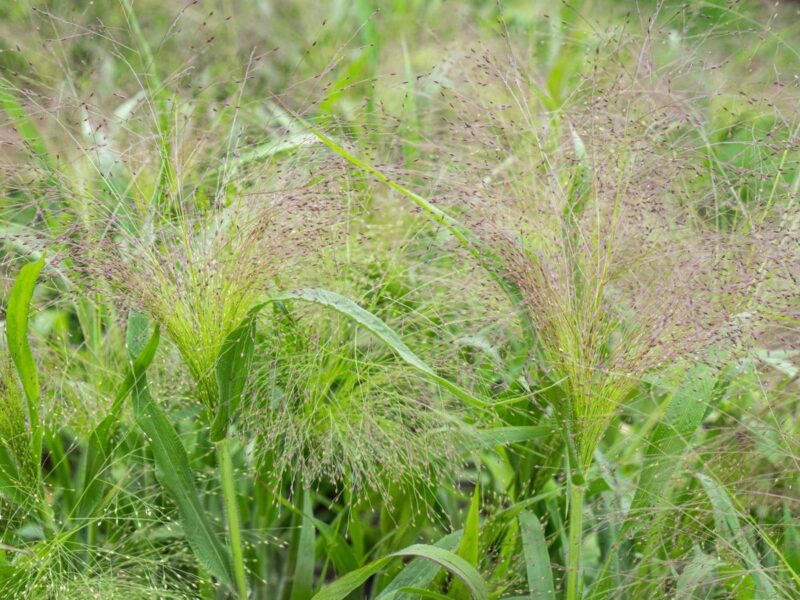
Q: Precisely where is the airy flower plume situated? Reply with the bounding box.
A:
[76,164,341,413]
[397,46,800,468]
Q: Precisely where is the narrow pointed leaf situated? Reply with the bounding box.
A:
[5,257,45,474]
[126,315,235,590]
[290,489,316,600]
[519,511,555,600]
[211,312,256,441]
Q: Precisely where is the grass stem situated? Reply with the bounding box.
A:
[566,480,585,600]
[217,438,249,599]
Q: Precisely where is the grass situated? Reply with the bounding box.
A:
[1,0,799,598]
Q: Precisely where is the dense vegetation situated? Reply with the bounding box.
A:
[1,1,799,598]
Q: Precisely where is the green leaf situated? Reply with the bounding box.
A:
[674,546,717,600]
[211,311,256,441]
[469,426,552,450]
[519,511,555,600]
[125,315,235,590]
[452,486,481,599]
[627,365,718,519]
[0,446,28,507]
[6,257,44,419]
[269,289,487,409]
[311,543,489,600]
[377,531,462,600]
[381,589,451,600]
[588,364,724,600]
[5,257,45,474]
[290,489,316,600]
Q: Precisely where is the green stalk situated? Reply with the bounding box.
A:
[566,480,585,600]
[216,438,249,599]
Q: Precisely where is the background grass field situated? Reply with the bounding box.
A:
[1,1,799,598]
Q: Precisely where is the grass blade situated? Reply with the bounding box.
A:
[627,365,719,521]
[211,312,256,441]
[126,314,235,590]
[76,323,161,519]
[269,289,487,409]
[588,364,724,599]
[376,531,462,600]
[519,511,555,600]
[697,473,778,599]
[290,489,316,600]
[452,486,481,599]
[295,120,535,345]
[311,543,489,600]
[5,257,45,481]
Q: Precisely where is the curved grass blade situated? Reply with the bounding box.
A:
[125,314,235,590]
[269,288,487,409]
[311,543,489,600]
[294,119,535,344]
[376,531,462,600]
[75,323,161,519]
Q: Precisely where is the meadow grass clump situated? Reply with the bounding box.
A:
[246,305,468,504]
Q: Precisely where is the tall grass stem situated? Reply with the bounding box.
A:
[216,438,249,599]
[566,481,585,600]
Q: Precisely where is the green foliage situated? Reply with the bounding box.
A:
[1,1,798,598]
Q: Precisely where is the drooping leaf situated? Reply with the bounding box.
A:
[311,543,489,600]
[296,121,535,345]
[377,531,462,600]
[269,289,487,409]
